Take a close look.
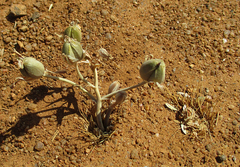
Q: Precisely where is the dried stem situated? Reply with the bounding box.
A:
[93,67,104,131]
[102,81,147,100]
[44,74,96,102]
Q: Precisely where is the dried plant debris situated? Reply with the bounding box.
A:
[164,87,219,139]
[80,112,116,145]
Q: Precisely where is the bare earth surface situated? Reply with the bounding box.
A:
[0,0,239,166]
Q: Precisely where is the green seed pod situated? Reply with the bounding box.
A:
[108,81,120,94]
[62,38,84,64]
[19,57,45,79]
[139,59,165,84]
[115,91,127,105]
[64,24,82,42]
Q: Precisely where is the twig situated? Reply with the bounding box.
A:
[52,130,59,142]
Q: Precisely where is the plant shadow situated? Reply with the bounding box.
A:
[0,85,87,147]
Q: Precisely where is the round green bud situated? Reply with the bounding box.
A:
[62,38,84,64]
[20,57,45,79]
[139,59,165,84]
[64,24,82,42]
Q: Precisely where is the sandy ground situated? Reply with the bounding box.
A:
[0,0,239,166]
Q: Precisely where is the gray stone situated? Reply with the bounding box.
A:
[232,120,238,126]
[106,33,112,40]
[101,9,108,16]
[216,155,226,163]
[130,149,139,159]
[205,144,212,152]
[34,141,44,151]
[30,12,40,20]
[10,4,27,17]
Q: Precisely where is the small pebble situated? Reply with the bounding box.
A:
[26,146,34,152]
[4,37,11,43]
[189,64,194,68]
[105,33,112,40]
[110,15,118,22]
[18,143,25,149]
[232,156,237,163]
[232,120,238,126]
[34,141,44,151]
[224,30,230,38]
[30,12,40,20]
[10,4,27,16]
[216,155,226,163]
[0,61,5,68]
[228,105,235,110]
[45,35,53,41]
[27,103,38,111]
[25,44,32,52]
[223,38,227,44]
[19,26,28,32]
[131,95,137,103]
[1,145,9,152]
[101,9,108,16]
[205,144,212,152]
[17,41,24,48]
[130,149,139,159]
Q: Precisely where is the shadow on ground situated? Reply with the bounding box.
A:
[0,85,87,147]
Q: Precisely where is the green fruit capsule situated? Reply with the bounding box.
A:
[62,38,84,64]
[64,24,82,42]
[20,57,45,79]
[139,59,165,84]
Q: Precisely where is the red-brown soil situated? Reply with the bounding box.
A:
[0,0,239,166]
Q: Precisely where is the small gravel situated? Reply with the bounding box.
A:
[130,149,139,159]
[1,145,9,152]
[205,144,212,152]
[19,26,28,32]
[216,155,227,163]
[34,141,44,151]
[232,120,238,126]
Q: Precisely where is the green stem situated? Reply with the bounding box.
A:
[44,74,96,102]
[93,68,104,131]
[75,63,95,88]
[102,81,148,100]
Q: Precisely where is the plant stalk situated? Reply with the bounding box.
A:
[102,81,148,100]
[75,63,95,88]
[44,74,96,102]
[93,67,104,131]
[104,102,118,128]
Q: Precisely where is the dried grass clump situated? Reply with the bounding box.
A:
[164,86,219,139]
